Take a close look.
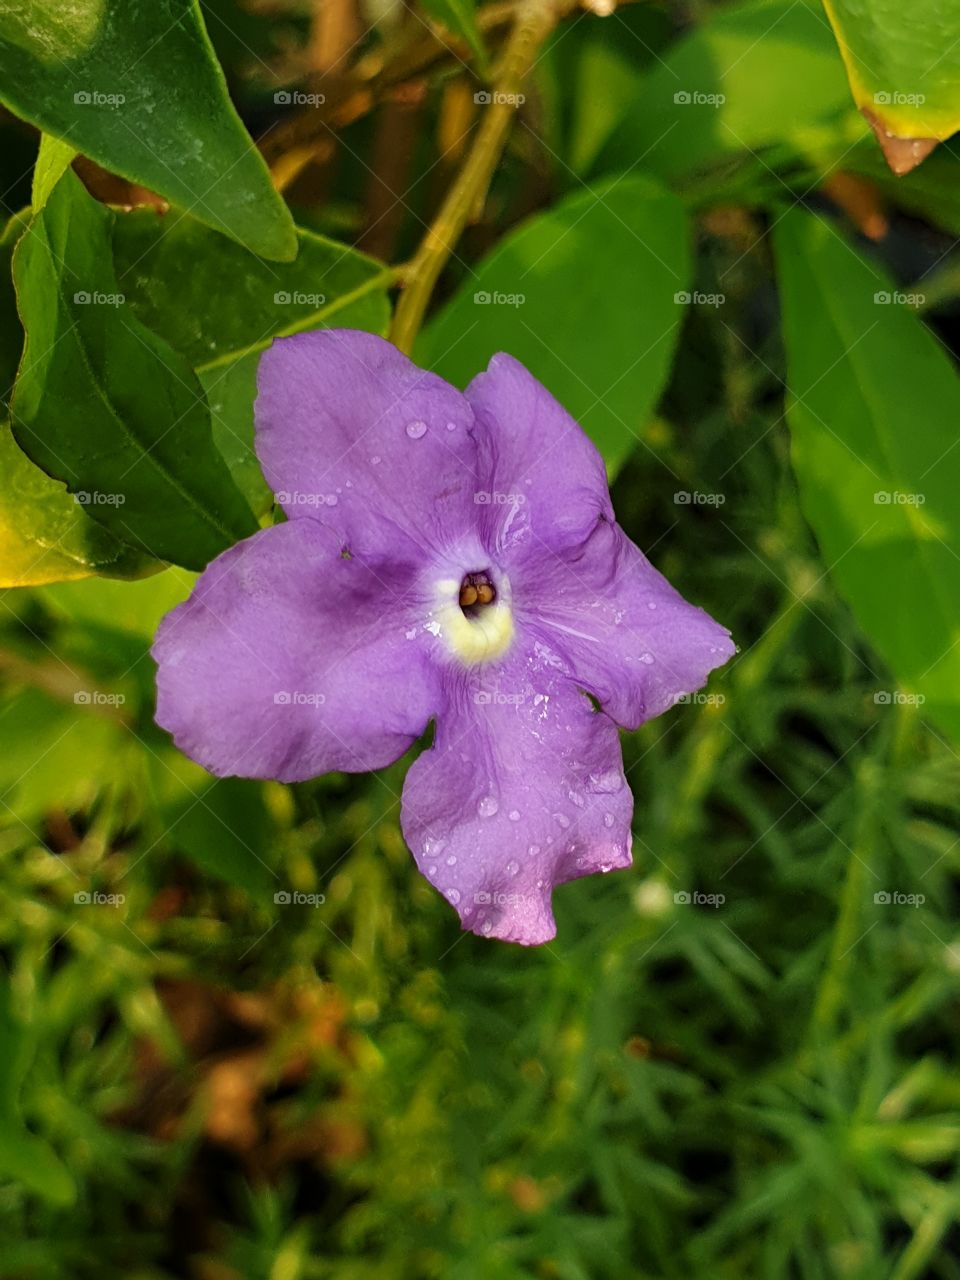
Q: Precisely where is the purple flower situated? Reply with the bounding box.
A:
[152,330,734,944]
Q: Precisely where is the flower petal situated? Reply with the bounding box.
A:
[255,330,480,557]
[514,517,735,730]
[400,645,633,944]
[153,520,440,781]
[465,353,614,565]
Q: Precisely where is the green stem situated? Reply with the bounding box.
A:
[389,0,563,355]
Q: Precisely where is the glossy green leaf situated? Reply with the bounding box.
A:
[0,0,295,260]
[775,209,960,742]
[420,0,487,71]
[11,170,259,571]
[418,174,690,474]
[31,135,76,213]
[823,0,960,146]
[0,983,74,1205]
[111,210,393,514]
[167,777,279,898]
[597,0,855,182]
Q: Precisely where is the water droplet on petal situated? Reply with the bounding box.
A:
[568,790,585,808]
[603,812,615,828]
[371,454,381,465]
[478,795,499,818]
[640,652,655,664]
[428,864,436,875]
[647,600,657,611]
[590,770,623,793]
[481,919,493,934]
[508,809,521,822]
[527,844,540,857]
[506,860,519,876]
[553,812,570,829]
[446,855,457,866]
[405,419,427,439]
[446,888,461,905]
[326,494,338,506]
[445,421,457,431]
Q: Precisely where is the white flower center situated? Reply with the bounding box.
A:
[433,573,514,665]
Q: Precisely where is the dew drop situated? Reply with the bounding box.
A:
[590,770,623,793]
[446,855,457,866]
[603,812,615,828]
[445,421,457,431]
[478,795,499,818]
[428,864,437,875]
[506,860,519,876]
[508,809,521,822]
[647,600,657,611]
[481,919,493,935]
[640,652,655,665]
[326,494,338,506]
[446,888,461,905]
[405,627,417,640]
[553,812,570,829]
[371,454,381,465]
[568,790,585,808]
[527,844,540,857]
[405,419,428,439]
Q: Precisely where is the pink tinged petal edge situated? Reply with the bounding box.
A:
[514,517,736,730]
[400,643,633,945]
[152,520,441,782]
[255,329,482,558]
[465,352,615,567]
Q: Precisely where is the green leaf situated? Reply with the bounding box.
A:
[418,174,690,474]
[596,0,855,182]
[11,170,259,571]
[0,422,149,587]
[0,0,295,260]
[0,207,148,586]
[420,0,488,72]
[31,135,77,213]
[774,209,960,742]
[0,982,75,1205]
[823,0,960,157]
[167,777,279,898]
[111,210,393,514]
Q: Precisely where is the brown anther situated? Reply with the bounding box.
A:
[475,582,495,605]
[459,584,479,607]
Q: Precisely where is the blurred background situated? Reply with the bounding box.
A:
[2,0,960,1277]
